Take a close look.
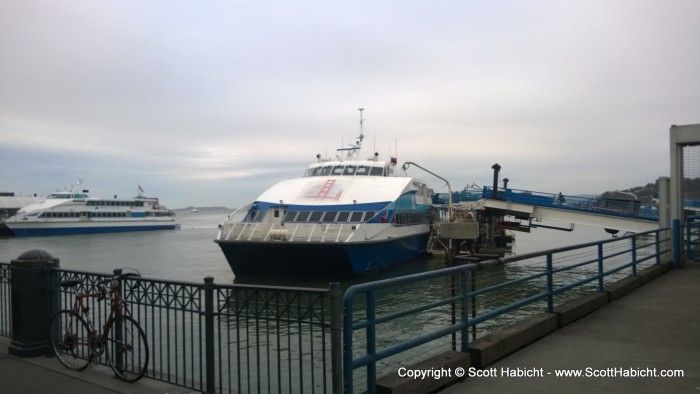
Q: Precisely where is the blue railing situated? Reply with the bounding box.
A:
[342,227,671,393]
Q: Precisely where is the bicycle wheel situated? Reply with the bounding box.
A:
[104,315,149,382]
[48,310,94,370]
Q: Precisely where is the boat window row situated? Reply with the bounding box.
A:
[245,210,378,223]
[38,211,129,218]
[284,210,377,223]
[392,212,432,226]
[304,165,386,177]
[86,200,145,207]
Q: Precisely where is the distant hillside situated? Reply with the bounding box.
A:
[176,206,232,212]
[621,178,700,204]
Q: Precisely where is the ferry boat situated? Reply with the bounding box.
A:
[1,182,179,236]
[215,110,436,277]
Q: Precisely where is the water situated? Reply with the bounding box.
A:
[0,210,615,286]
[1,210,625,391]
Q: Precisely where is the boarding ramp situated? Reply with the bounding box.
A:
[434,187,659,233]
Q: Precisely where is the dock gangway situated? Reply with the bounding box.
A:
[433,187,659,233]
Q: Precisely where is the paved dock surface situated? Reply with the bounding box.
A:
[441,265,700,393]
[0,337,195,394]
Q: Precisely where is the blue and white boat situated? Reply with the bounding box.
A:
[215,110,436,277]
[2,182,178,236]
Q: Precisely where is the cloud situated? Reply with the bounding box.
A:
[1,0,698,208]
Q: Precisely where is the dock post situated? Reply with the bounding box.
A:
[9,250,60,357]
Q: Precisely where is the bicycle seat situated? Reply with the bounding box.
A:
[59,279,81,288]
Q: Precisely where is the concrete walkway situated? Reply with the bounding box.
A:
[441,265,700,393]
[0,337,195,394]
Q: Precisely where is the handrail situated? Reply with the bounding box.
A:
[343,226,672,393]
[402,161,454,221]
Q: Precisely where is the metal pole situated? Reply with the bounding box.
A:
[491,163,501,199]
[673,219,682,268]
[631,236,637,276]
[114,269,124,376]
[329,283,342,394]
[203,277,216,394]
[546,254,553,313]
[597,244,604,291]
[366,290,376,394]
[460,269,469,353]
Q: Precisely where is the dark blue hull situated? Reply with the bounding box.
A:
[5,224,179,237]
[215,232,431,278]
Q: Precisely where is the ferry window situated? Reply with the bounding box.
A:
[320,166,332,176]
[343,166,357,175]
[296,211,310,222]
[364,211,376,221]
[369,167,384,176]
[350,211,364,222]
[284,211,299,222]
[309,211,323,222]
[336,211,350,222]
[321,211,337,223]
[246,210,265,222]
[332,166,344,176]
[356,166,370,176]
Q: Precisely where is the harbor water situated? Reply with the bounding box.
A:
[0,208,616,286]
[1,208,633,391]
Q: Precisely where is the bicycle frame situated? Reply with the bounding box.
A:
[69,280,131,341]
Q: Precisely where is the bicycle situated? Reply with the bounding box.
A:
[48,268,149,382]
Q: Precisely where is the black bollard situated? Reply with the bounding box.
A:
[9,249,60,357]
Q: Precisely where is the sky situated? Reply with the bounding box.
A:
[1,1,699,209]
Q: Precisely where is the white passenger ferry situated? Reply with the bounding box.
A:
[215,110,436,277]
[2,182,178,236]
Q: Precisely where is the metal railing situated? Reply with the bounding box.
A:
[0,263,10,337]
[0,265,341,394]
[687,215,700,262]
[343,227,672,393]
[434,187,659,221]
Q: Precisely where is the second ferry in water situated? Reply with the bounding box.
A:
[1,181,178,236]
[215,109,437,278]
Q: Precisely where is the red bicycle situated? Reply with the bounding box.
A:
[48,268,149,382]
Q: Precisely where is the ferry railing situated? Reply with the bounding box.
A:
[343,227,672,393]
[0,265,342,394]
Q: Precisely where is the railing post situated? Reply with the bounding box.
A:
[597,244,604,291]
[114,268,124,376]
[203,277,216,394]
[329,283,342,394]
[631,236,637,276]
[366,290,376,394]
[673,219,682,268]
[460,268,469,352]
[655,230,661,265]
[342,291,354,394]
[546,254,553,312]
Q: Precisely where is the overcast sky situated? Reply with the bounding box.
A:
[1,1,698,209]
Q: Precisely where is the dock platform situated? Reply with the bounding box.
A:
[0,337,194,394]
[440,265,700,393]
